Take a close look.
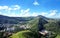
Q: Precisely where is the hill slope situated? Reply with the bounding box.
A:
[0,15,33,24]
[0,15,60,38]
[9,30,37,38]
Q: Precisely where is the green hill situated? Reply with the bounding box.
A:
[9,30,37,38]
[9,17,39,38]
[9,15,60,38]
[0,15,60,38]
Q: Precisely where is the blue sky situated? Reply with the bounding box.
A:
[0,0,60,18]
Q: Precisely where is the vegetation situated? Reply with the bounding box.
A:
[9,17,40,38]
[9,30,38,38]
[56,35,60,38]
[0,32,4,38]
[0,15,60,38]
[44,20,60,38]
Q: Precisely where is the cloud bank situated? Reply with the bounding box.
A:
[0,5,59,18]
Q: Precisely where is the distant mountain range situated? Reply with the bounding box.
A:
[0,15,60,38]
[0,15,34,24]
[0,15,60,24]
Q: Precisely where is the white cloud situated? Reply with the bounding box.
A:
[0,5,21,17]
[0,5,20,11]
[8,8,12,11]
[20,8,30,17]
[0,5,59,18]
[0,6,30,17]
[24,9,30,13]
[13,5,20,10]
[48,10,58,16]
[20,10,39,17]
[33,1,39,6]
[0,6,2,10]
[8,13,19,17]
[40,12,48,16]
[30,10,58,17]
[49,12,56,16]
[0,12,2,14]
[19,9,58,17]
[0,12,20,17]
[3,6,9,10]
[0,6,9,10]
[31,12,39,16]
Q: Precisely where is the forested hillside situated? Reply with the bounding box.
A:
[0,15,60,38]
[9,15,60,38]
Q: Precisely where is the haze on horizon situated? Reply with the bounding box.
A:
[0,0,60,18]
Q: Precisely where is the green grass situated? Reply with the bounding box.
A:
[56,35,60,38]
[9,30,35,38]
[9,30,60,38]
[9,30,29,38]
[9,18,39,38]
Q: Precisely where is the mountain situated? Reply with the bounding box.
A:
[0,15,60,38]
[37,15,49,20]
[0,15,33,24]
[9,15,59,38]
